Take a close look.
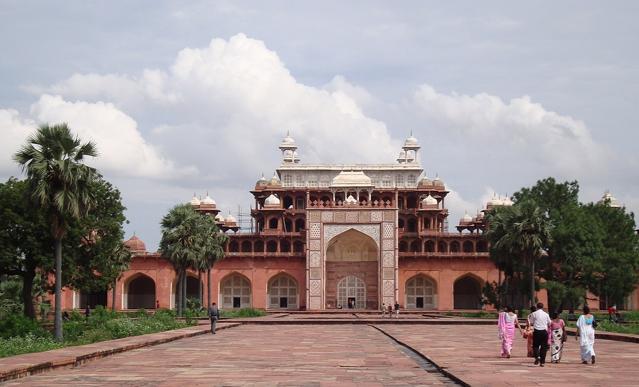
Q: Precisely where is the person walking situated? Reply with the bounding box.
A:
[576,305,596,364]
[381,302,387,318]
[497,306,523,358]
[394,302,400,318]
[549,311,566,363]
[208,302,220,334]
[529,302,551,366]
[523,305,536,358]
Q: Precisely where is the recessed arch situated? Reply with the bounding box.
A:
[267,273,298,309]
[124,273,156,309]
[463,240,474,253]
[453,274,483,309]
[424,240,435,253]
[241,240,252,253]
[450,240,460,253]
[326,229,377,262]
[337,275,366,309]
[405,274,437,309]
[219,273,252,309]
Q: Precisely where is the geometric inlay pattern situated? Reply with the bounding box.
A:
[308,239,320,251]
[321,211,334,222]
[345,211,359,223]
[382,251,395,267]
[309,251,321,267]
[383,280,395,296]
[323,224,380,249]
[310,280,321,296]
[309,223,321,239]
[382,238,394,251]
[382,222,394,239]
[371,211,383,222]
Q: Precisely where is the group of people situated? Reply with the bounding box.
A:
[381,302,400,318]
[497,303,597,366]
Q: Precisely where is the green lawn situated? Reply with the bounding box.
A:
[0,307,195,358]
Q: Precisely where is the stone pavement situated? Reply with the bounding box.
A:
[378,324,639,386]
[4,321,639,386]
[0,322,239,383]
[7,325,454,386]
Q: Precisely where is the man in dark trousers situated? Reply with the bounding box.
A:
[208,302,220,334]
[529,302,552,366]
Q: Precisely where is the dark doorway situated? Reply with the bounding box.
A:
[233,297,241,308]
[453,276,482,309]
[348,297,356,309]
[127,275,156,309]
[279,297,288,308]
[416,297,424,309]
[80,290,107,309]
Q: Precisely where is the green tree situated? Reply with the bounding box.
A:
[587,202,639,307]
[0,178,52,318]
[14,123,98,340]
[487,200,551,307]
[159,205,201,316]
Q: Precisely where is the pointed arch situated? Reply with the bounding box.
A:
[453,274,483,309]
[124,273,156,309]
[219,273,252,309]
[267,273,298,309]
[405,274,437,309]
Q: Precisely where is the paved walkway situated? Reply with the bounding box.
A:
[8,325,453,386]
[4,322,639,386]
[378,324,639,386]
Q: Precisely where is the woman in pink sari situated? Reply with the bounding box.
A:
[498,306,523,358]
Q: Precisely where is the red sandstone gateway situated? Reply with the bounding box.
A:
[62,133,633,312]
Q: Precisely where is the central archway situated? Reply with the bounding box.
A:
[125,274,156,309]
[325,229,378,309]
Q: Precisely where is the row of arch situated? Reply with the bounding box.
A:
[227,239,305,253]
[256,215,306,232]
[119,272,483,310]
[399,239,488,253]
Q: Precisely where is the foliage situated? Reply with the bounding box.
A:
[0,178,53,318]
[219,307,266,318]
[486,199,552,307]
[487,177,639,312]
[159,204,227,315]
[0,314,49,339]
[14,123,98,341]
[0,306,195,358]
[0,278,23,319]
[0,334,64,358]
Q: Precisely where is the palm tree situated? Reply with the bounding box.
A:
[489,200,551,306]
[159,205,201,316]
[14,123,97,340]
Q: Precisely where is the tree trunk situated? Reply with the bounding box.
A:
[182,271,187,312]
[54,238,63,341]
[111,278,117,312]
[176,269,183,316]
[530,255,536,308]
[22,267,36,319]
[198,271,202,307]
[207,268,212,309]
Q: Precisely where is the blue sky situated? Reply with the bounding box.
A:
[1,1,638,249]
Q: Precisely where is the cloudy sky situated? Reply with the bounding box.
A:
[1,1,638,250]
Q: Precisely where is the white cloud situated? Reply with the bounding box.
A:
[29,95,196,179]
[0,109,35,174]
[412,85,609,177]
[36,34,400,179]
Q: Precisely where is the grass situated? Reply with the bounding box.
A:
[220,307,267,318]
[0,307,195,358]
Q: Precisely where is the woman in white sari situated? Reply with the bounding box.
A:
[575,305,596,364]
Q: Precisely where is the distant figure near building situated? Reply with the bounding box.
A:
[84,304,90,321]
[208,302,220,334]
[394,302,400,318]
[381,302,387,318]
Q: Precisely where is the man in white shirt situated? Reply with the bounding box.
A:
[529,302,552,366]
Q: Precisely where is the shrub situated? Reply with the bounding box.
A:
[220,307,266,318]
[0,314,48,339]
[0,334,62,357]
